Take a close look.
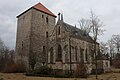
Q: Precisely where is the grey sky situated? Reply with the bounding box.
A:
[0,0,120,49]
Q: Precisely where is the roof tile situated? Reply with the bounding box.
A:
[32,3,56,17]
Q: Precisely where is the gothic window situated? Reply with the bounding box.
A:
[46,16,48,23]
[58,26,60,35]
[57,45,62,61]
[43,46,46,54]
[46,31,48,38]
[80,47,84,63]
[50,47,53,63]
[85,49,88,62]
[75,46,77,62]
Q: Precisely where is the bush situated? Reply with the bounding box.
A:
[26,66,52,76]
[3,61,27,73]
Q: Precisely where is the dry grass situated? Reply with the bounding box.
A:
[0,71,120,80]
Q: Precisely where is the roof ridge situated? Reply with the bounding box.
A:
[17,2,56,18]
[32,2,56,17]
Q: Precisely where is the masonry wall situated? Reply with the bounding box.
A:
[16,9,32,66]
[30,8,56,65]
[48,19,99,74]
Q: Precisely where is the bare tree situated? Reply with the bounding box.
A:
[107,39,116,59]
[100,42,108,54]
[78,10,105,79]
[110,34,120,53]
[0,38,5,53]
[90,10,105,79]
[78,18,92,35]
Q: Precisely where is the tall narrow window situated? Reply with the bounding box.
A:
[43,46,46,54]
[57,45,62,61]
[80,47,84,63]
[22,41,23,49]
[46,32,48,38]
[46,17,48,23]
[58,26,60,35]
[50,47,53,63]
[75,46,77,62]
[85,49,88,62]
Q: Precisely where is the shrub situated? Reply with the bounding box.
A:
[3,61,27,73]
[26,66,52,76]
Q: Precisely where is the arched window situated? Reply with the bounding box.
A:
[75,46,77,62]
[50,47,53,63]
[57,45,62,61]
[80,47,84,63]
[58,26,60,35]
[85,49,88,62]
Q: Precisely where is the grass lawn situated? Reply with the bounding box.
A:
[0,69,120,80]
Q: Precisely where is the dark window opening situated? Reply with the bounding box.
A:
[75,46,77,62]
[42,14,44,18]
[58,26,60,35]
[50,47,53,63]
[46,17,48,23]
[80,47,84,63]
[85,49,88,62]
[46,32,48,38]
[43,46,46,54]
[22,41,23,49]
[57,45,62,61]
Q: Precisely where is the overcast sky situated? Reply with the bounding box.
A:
[0,0,120,49]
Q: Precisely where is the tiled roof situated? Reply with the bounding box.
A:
[17,3,56,18]
[63,22,94,43]
[32,3,56,17]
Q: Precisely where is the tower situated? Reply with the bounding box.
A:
[16,3,56,68]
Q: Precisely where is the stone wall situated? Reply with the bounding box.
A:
[15,9,32,66]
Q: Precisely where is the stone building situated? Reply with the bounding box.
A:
[16,3,100,73]
[96,53,111,73]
